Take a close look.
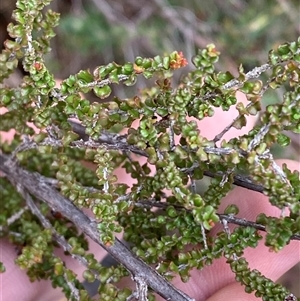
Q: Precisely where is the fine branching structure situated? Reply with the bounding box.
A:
[0,1,299,301]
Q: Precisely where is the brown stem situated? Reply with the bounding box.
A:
[135,200,300,241]
[68,120,267,194]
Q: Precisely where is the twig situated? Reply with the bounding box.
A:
[247,124,270,151]
[188,172,208,249]
[203,169,264,193]
[212,101,255,143]
[135,200,300,241]
[12,183,92,299]
[64,272,81,301]
[7,118,291,198]
[68,120,285,195]
[221,218,238,260]
[15,183,94,271]
[284,293,297,301]
[224,64,272,90]
[169,120,176,151]
[0,206,28,232]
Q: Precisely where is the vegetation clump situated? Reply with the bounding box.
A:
[0,1,299,300]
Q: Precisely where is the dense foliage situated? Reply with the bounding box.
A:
[0,0,299,300]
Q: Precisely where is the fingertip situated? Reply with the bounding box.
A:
[206,282,258,301]
[0,239,64,301]
[275,159,300,172]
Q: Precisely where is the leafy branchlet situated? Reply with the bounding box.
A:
[0,1,299,300]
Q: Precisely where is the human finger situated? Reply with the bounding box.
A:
[0,239,64,301]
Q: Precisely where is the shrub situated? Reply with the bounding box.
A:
[0,1,299,300]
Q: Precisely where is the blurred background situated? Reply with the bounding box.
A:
[1,0,299,297]
[1,0,299,89]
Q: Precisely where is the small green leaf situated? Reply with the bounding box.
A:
[232,115,247,129]
[77,70,93,82]
[62,131,79,146]
[276,133,290,147]
[224,204,239,215]
[122,63,134,75]
[83,270,96,283]
[93,85,112,99]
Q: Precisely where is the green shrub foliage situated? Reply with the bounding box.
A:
[0,1,299,300]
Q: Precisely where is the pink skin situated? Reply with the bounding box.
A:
[1,92,299,301]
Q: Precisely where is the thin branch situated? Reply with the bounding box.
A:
[221,218,238,260]
[203,169,264,193]
[0,206,28,232]
[188,172,208,249]
[8,117,293,198]
[8,120,275,196]
[223,64,271,90]
[64,272,81,301]
[69,120,282,196]
[135,200,300,241]
[17,185,93,270]
[284,293,297,301]
[0,153,195,301]
[13,183,96,298]
[218,214,300,241]
[168,120,176,150]
[50,74,130,102]
[248,124,270,151]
